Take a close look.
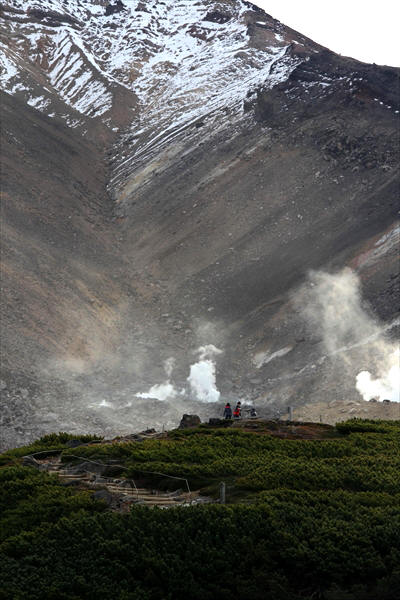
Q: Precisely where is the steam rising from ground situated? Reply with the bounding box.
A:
[187,345,223,403]
[356,350,399,402]
[12,266,396,451]
[136,357,183,401]
[19,315,226,449]
[301,268,399,402]
[137,345,222,403]
[136,381,178,402]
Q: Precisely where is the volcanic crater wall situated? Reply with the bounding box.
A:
[1,0,399,447]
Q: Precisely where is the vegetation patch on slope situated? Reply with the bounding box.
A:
[0,419,399,600]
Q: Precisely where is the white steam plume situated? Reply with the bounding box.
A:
[356,349,399,402]
[137,357,183,401]
[187,344,223,403]
[136,346,223,403]
[299,268,399,402]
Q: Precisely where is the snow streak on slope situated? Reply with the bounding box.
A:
[1,0,116,118]
[101,0,301,192]
[1,0,300,133]
[0,42,18,83]
[45,29,112,117]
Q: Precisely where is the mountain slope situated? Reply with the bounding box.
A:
[0,0,399,447]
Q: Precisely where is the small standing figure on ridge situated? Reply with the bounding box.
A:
[233,401,241,419]
[250,407,257,418]
[223,402,232,419]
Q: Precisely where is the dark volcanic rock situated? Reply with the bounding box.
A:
[178,415,201,429]
[204,11,231,24]
[105,1,125,17]
[27,8,79,26]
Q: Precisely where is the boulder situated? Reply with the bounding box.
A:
[178,414,201,429]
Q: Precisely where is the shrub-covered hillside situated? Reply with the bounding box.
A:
[1,420,399,600]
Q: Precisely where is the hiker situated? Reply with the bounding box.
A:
[233,402,241,419]
[223,402,232,419]
[250,407,257,418]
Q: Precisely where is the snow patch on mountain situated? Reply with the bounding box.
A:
[1,0,300,129]
[46,29,112,116]
[0,44,18,84]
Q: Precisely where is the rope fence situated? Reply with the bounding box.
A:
[24,450,192,501]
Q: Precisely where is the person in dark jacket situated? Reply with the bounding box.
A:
[223,402,232,419]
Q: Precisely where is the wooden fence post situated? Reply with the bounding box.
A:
[220,481,226,504]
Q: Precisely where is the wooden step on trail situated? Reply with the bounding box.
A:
[34,456,210,509]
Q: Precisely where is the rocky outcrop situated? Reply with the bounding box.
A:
[105,1,125,17]
[178,415,201,429]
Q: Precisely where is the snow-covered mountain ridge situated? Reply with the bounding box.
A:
[6,0,395,205]
[1,0,312,129]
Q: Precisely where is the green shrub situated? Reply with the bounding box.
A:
[1,420,399,599]
[35,432,103,446]
[336,419,400,434]
[0,432,103,467]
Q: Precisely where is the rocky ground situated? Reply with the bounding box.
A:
[1,1,399,449]
[282,399,400,425]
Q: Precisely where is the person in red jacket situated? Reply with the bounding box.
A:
[233,402,241,419]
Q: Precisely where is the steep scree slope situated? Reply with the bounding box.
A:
[1,0,399,447]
